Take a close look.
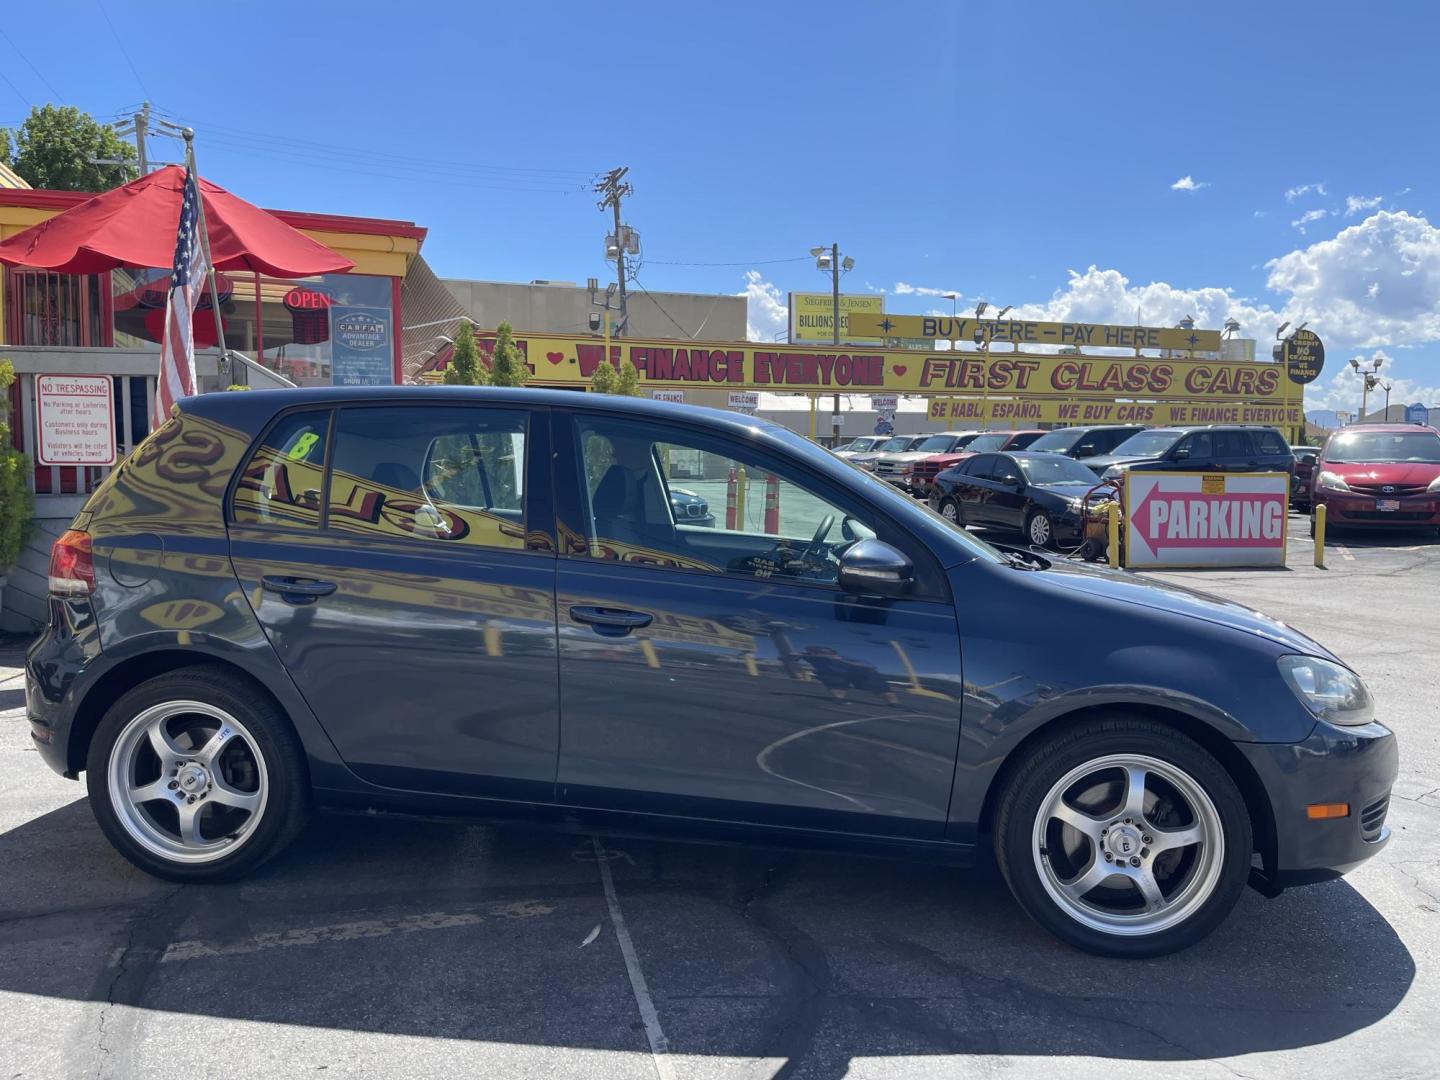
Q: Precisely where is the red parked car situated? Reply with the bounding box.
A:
[1310,424,1440,535]
[910,429,1046,498]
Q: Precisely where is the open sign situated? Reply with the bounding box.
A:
[283,287,332,311]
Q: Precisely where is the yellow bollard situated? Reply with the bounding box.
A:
[1106,501,1122,569]
[1314,503,1326,568]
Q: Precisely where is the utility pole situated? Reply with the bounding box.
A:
[830,241,841,444]
[594,167,632,337]
[134,102,150,174]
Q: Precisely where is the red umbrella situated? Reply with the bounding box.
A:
[0,165,354,277]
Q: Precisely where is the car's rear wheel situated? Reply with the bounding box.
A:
[995,717,1251,957]
[1025,508,1056,549]
[86,666,310,882]
[939,497,961,524]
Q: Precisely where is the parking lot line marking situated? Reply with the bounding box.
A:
[594,836,676,1080]
[1338,545,1355,561]
[157,901,553,962]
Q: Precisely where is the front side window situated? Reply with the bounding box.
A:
[572,415,879,586]
[327,406,528,549]
[1177,432,1213,458]
[231,410,330,528]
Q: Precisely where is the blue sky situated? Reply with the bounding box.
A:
[3,1,1438,413]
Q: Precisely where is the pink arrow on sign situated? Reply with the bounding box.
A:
[1129,487,1286,552]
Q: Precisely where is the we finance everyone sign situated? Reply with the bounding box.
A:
[478,331,1289,401]
[1124,472,1290,568]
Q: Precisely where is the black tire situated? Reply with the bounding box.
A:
[1024,508,1057,549]
[994,716,1251,958]
[85,665,311,882]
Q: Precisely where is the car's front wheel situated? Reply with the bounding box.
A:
[995,717,1251,957]
[1025,508,1056,549]
[86,665,310,882]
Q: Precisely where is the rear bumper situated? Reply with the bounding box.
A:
[1316,491,1440,526]
[25,597,102,778]
[1239,719,1397,892]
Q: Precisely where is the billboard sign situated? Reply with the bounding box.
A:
[1405,401,1429,425]
[1281,329,1325,385]
[789,292,885,344]
[927,398,1302,427]
[35,374,116,466]
[1124,471,1289,568]
[848,313,1223,353]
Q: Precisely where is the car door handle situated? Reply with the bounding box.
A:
[569,605,654,636]
[262,575,337,604]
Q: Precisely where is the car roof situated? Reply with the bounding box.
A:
[1331,423,1440,434]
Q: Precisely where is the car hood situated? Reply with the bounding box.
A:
[1320,461,1440,485]
[1079,452,1161,471]
[1030,556,1339,659]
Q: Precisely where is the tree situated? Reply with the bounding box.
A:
[487,322,529,387]
[1,105,137,191]
[590,358,617,394]
[615,357,643,396]
[442,322,489,385]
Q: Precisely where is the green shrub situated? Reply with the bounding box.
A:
[0,359,35,573]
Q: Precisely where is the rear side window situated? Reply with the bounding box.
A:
[967,454,1001,480]
[1254,428,1288,456]
[231,410,331,529]
[326,406,529,550]
[1212,430,1251,458]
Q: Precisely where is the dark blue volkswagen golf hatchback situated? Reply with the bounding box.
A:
[25,388,1396,956]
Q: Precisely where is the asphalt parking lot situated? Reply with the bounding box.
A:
[2,512,1437,1080]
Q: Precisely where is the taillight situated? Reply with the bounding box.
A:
[49,529,95,597]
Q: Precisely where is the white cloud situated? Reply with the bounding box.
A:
[1285,182,1327,202]
[1300,350,1440,413]
[1170,175,1207,191]
[740,270,787,342]
[1291,208,1331,233]
[1265,210,1440,347]
[1345,194,1383,216]
[893,282,960,298]
[1253,210,1268,218]
[1002,266,1285,349]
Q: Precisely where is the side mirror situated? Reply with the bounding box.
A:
[1001,474,1023,489]
[838,539,914,597]
[1172,446,1190,460]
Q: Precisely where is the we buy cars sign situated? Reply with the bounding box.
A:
[1124,471,1289,568]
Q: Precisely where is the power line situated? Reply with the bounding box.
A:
[646,255,810,267]
[95,0,153,101]
[630,270,709,340]
[0,68,31,109]
[0,28,62,101]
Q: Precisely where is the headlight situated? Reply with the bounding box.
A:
[1317,470,1351,492]
[1278,655,1375,726]
[1427,475,1440,493]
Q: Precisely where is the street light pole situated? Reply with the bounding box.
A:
[1350,354,1385,422]
[831,242,841,443]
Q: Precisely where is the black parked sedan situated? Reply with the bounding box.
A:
[930,451,1106,549]
[26,387,1395,958]
[668,486,716,527]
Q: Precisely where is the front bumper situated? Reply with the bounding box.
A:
[1239,718,1397,892]
[1316,491,1440,527]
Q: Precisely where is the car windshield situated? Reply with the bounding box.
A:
[1326,431,1440,463]
[1025,429,1084,453]
[1110,430,1181,456]
[844,438,875,452]
[875,436,911,452]
[964,433,1009,453]
[916,434,956,452]
[1017,455,1105,486]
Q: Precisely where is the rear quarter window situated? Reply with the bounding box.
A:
[230,410,331,529]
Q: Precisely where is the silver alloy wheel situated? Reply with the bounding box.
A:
[107,701,269,864]
[941,500,959,523]
[1028,512,1052,546]
[1031,753,1224,937]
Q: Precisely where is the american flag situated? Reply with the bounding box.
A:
[152,168,206,429]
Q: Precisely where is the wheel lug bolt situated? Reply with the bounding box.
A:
[1124,818,1133,824]
[1142,835,1152,844]
[1129,856,1141,867]
[1104,852,1113,862]
[187,795,196,804]
[167,781,178,789]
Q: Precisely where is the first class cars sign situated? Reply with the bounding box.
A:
[1124,471,1289,568]
[35,375,116,466]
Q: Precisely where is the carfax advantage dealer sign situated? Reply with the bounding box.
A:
[1124,471,1290,568]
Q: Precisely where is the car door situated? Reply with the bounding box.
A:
[550,410,964,840]
[1211,429,1255,471]
[1170,430,1216,470]
[959,454,1003,525]
[227,402,560,801]
[986,454,1030,531]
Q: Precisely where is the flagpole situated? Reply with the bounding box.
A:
[182,128,232,383]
